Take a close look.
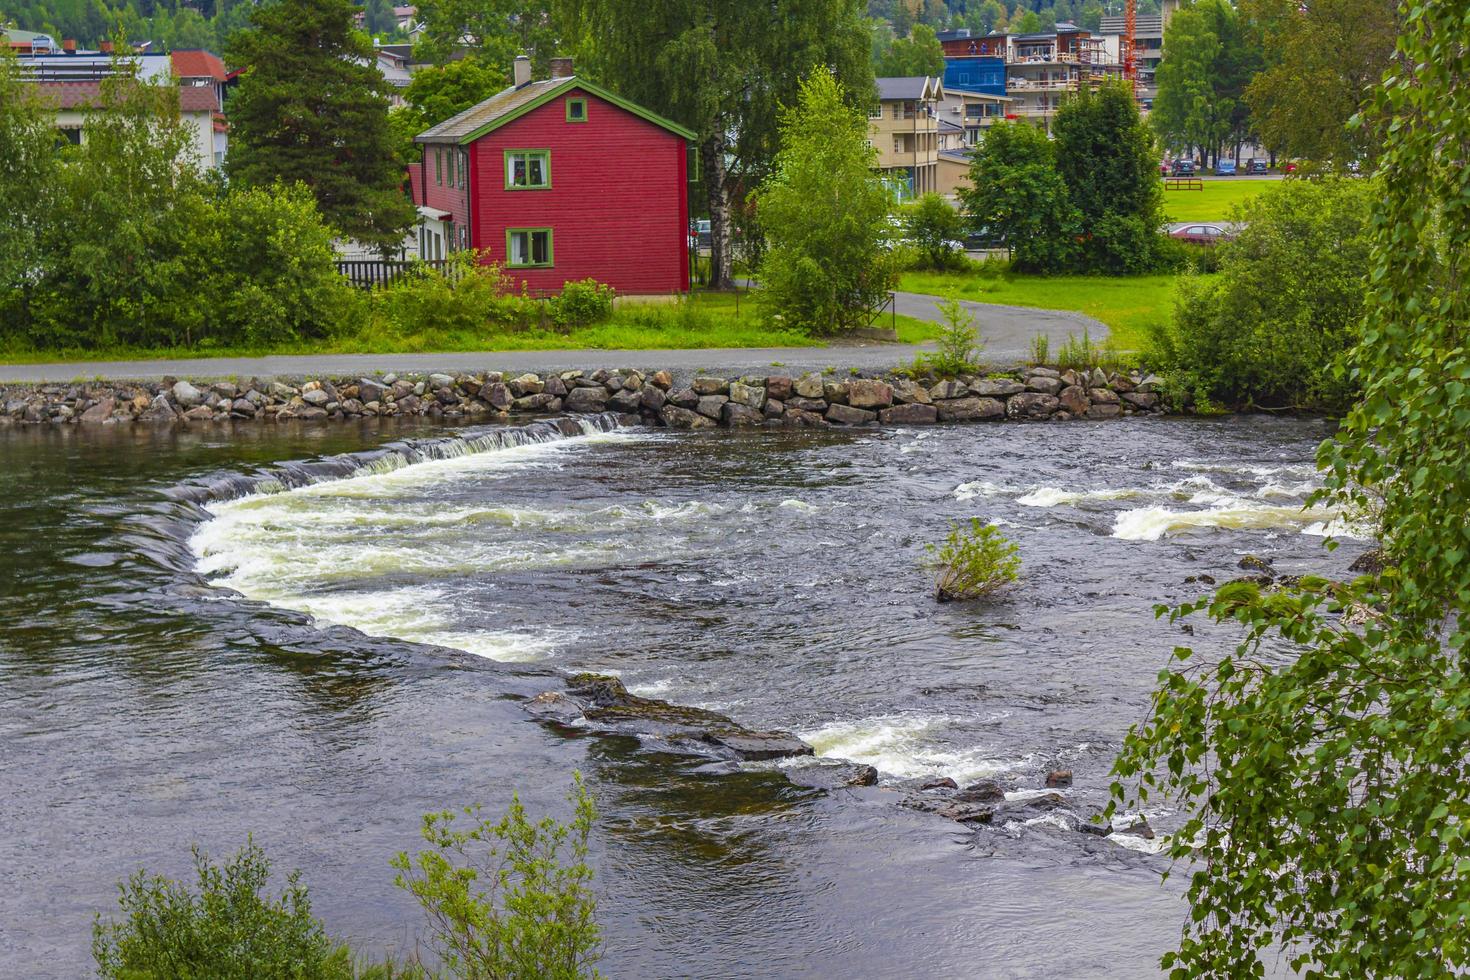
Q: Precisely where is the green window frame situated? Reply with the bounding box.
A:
[505,228,553,268]
[447,149,455,187]
[504,149,551,190]
[434,147,442,185]
[566,97,588,123]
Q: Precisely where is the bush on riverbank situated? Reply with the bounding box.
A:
[1146,177,1375,410]
[91,781,602,979]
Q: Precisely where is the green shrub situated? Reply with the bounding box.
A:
[1054,326,1122,373]
[913,292,983,377]
[91,839,358,980]
[903,192,967,270]
[552,279,616,327]
[368,251,532,338]
[1147,176,1374,410]
[1029,334,1051,366]
[926,518,1021,602]
[392,776,603,980]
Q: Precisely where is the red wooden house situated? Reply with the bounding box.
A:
[411,56,695,295]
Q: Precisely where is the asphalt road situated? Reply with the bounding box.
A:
[0,293,1106,383]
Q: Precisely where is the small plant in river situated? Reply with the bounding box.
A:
[926,518,1020,602]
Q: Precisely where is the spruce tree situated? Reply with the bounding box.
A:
[224,0,413,252]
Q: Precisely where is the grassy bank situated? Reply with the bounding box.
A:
[899,268,1182,352]
[1160,178,1274,222]
[0,290,941,365]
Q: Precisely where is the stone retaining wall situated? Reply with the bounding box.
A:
[0,365,1167,428]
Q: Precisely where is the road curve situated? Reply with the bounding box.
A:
[0,294,1106,383]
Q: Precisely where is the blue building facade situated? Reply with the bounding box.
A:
[942,57,1006,98]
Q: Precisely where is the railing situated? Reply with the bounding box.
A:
[1164,177,1204,191]
[337,258,453,289]
[1006,78,1079,91]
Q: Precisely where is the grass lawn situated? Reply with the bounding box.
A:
[1160,177,1274,223]
[899,268,1183,352]
[0,290,941,365]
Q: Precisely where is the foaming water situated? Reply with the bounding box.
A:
[0,413,1357,977]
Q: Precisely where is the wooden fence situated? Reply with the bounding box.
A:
[336,259,453,290]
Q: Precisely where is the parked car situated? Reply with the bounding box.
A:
[1284,161,1298,174]
[1247,158,1269,175]
[1169,223,1235,245]
[1170,159,1197,177]
[962,225,1005,250]
[1160,160,1171,176]
[1215,159,1237,176]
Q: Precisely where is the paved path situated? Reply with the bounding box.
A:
[0,294,1106,383]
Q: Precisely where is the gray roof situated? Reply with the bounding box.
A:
[876,76,931,101]
[417,77,569,144]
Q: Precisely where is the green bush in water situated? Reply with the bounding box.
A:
[926,518,1021,602]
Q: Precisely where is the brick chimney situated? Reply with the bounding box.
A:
[512,54,531,88]
[99,40,114,54]
[549,56,574,79]
[62,38,76,54]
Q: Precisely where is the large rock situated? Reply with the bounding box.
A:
[660,405,717,429]
[786,396,828,413]
[935,396,1005,421]
[1122,391,1159,410]
[543,375,568,397]
[971,378,1025,397]
[650,370,674,391]
[640,386,667,412]
[508,373,544,397]
[1058,385,1090,415]
[358,379,387,404]
[608,389,643,413]
[79,397,115,423]
[692,375,728,396]
[825,403,876,425]
[480,382,512,410]
[512,393,558,411]
[669,388,700,409]
[302,388,330,407]
[142,394,179,422]
[721,402,764,427]
[847,378,893,409]
[781,408,827,427]
[696,395,729,419]
[1088,387,1121,405]
[1028,366,1061,380]
[427,373,455,390]
[564,386,610,412]
[1086,403,1122,420]
[793,373,825,398]
[880,403,938,424]
[765,376,794,401]
[1006,392,1060,418]
[891,379,933,405]
[171,380,203,407]
[929,379,969,400]
[1026,376,1064,396]
[728,381,766,410]
[822,381,850,404]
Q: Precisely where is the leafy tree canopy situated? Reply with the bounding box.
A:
[225,0,414,251]
[874,22,944,77]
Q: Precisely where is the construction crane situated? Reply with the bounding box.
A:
[1123,0,1138,97]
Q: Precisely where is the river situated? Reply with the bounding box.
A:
[0,414,1357,978]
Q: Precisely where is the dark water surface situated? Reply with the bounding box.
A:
[0,415,1354,978]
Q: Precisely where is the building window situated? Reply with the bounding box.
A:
[566,97,587,122]
[434,148,442,185]
[504,149,551,189]
[893,135,903,153]
[506,228,552,267]
[447,149,456,187]
[869,104,883,119]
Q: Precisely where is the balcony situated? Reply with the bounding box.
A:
[1007,50,1085,65]
[1005,77,1079,92]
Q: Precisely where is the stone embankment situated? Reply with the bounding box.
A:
[0,365,1166,428]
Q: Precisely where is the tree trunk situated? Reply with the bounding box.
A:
[701,133,733,290]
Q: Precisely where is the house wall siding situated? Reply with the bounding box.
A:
[420,143,473,234]
[467,88,688,295]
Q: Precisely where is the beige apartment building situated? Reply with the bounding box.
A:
[870,76,944,199]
